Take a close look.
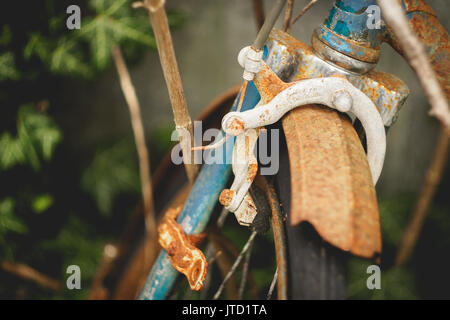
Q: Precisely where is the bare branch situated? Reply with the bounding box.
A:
[266,268,278,300]
[1,261,62,292]
[217,207,230,228]
[238,241,253,299]
[377,0,450,132]
[135,0,199,183]
[282,0,295,32]
[260,176,288,299]
[113,46,157,236]
[89,244,119,299]
[208,250,223,265]
[288,0,319,32]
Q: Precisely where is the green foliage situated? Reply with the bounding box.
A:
[347,258,417,300]
[23,0,185,78]
[81,138,140,215]
[40,216,104,299]
[378,194,415,246]
[0,197,28,238]
[32,194,54,214]
[0,52,20,81]
[0,104,62,171]
[346,195,419,300]
[0,0,187,299]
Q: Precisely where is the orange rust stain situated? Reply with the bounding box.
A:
[219,189,235,207]
[247,163,258,183]
[330,73,347,80]
[228,118,244,135]
[254,64,290,103]
[158,207,208,291]
[403,0,436,16]
[367,70,406,90]
[270,29,314,56]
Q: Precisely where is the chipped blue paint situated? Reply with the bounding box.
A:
[316,0,385,63]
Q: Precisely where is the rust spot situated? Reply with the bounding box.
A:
[366,70,406,91]
[158,207,208,291]
[403,0,437,16]
[228,118,245,135]
[254,64,290,103]
[330,73,347,80]
[219,189,235,207]
[247,163,258,183]
[269,29,314,56]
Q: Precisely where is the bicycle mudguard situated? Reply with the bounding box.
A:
[138,83,261,300]
[283,105,382,258]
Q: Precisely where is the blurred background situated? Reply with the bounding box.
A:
[0,0,449,299]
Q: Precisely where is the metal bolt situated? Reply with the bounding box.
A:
[332,89,353,113]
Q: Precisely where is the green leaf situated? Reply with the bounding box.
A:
[105,16,155,47]
[50,38,92,77]
[24,33,52,61]
[22,0,183,78]
[0,52,20,81]
[81,138,140,215]
[17,104,63,170]
[0,104,62,171]
[80,1,154,70]
[0,198,28,236]
[0,132,26,169]
[32,194,54,214]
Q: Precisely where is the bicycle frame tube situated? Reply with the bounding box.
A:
[139,82,261,300]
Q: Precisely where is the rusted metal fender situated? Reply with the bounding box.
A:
[282,106,382,258]
[261,30,384,258]
[247,64,383,258]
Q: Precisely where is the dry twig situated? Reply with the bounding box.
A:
[288,0,318,33]
[134,0,199,183]
[89,244,119,299]
[1,261,62,292]
[237,241,253,299]
[113,46,156,236]
[260,176,288,299]
[213,231,257,300]
[376,0,450,265]
[266,267,278,300]
[377,0,450,132]
[282,0,295,32]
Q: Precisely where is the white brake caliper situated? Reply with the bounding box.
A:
[220,47,387,226]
